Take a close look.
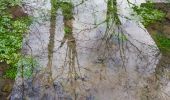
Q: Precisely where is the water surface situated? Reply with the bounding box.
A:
[11,0,170,100]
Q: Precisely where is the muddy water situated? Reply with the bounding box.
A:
[10,0,170,100]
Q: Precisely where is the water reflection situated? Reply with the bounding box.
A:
[10,0,170,100]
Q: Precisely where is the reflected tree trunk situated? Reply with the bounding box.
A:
[58,2,78,100]
[46,0,58,85]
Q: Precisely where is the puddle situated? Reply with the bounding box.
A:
[9,0,170,100]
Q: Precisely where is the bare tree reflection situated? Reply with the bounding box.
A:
[10,0,170,100]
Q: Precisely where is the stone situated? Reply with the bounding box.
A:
[166,11,170,20]
[163,25,170,38]
[1,84,12,93]
[9,6,28,19]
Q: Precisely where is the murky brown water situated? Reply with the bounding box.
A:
[8,0,170,100]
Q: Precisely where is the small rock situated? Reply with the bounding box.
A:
[9,6,28,19]
[163,25,170,38]
[0,71,3,77]
[1,84,12,93]
[166,11,170,20]
[0,92,3,96]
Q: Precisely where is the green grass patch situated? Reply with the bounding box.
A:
[153,34,170,54]
[133,1,166,26]
[0,0,32,79]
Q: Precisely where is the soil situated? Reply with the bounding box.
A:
[0,62,14,100]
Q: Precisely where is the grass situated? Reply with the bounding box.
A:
[133,1,166,26]
[152,33,170,54]
[0,0,32,79]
